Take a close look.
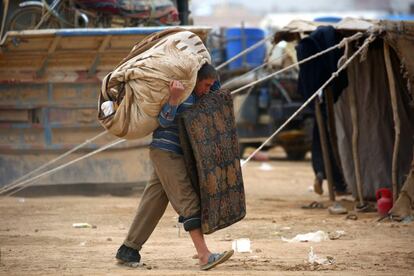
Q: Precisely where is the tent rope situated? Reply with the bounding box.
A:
[2,138,126,197]
[222,53,288,89]
[0,130,109,194]
[241,34,376,167]
[216,34,274,70]
[231,32,364,96]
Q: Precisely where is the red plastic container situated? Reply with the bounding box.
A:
[376,188,393,216]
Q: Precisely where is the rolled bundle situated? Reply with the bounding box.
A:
[98,29,211,139]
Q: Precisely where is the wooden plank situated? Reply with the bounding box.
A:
[88,35,112,76]
[0,109,30,122]
[37,36,62,77]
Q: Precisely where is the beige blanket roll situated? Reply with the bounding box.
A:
[99,29,211,139]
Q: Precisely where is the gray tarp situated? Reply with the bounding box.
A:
[273,19,414,203]
[334,39,414,199]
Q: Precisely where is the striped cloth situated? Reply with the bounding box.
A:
[150,80,221,155]
[150,94,197,155]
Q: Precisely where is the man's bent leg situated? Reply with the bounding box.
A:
[123,171,169,251]
[189,228,211,265]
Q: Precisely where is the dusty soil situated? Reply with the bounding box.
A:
[1,150,413,275]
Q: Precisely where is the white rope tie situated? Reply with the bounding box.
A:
[222,53,288,89]
[216,34,274,71]
[0,130,109,194]
[1,138,126,197]
[241,34,375,167]
[231,32,364,96]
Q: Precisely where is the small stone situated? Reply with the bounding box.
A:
[255,249,262,253]
[92,225,97,229]
[107,237,112,241]
[34,229,39,232]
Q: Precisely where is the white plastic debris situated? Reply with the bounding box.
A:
[282,230,329,243]
[232,238,252,253]
[402,215,414,224]
[101,101,114,116]
[17,198,25,203]
[72,223,92,228]
[308,246,335,265]
[259,163,273,171]
[328,230,346,240]
[240,159,246,167]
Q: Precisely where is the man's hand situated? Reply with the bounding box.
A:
[169,80,185,106]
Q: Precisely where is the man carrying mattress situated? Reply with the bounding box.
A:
[115,63,234,270]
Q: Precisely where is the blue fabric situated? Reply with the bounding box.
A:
[151,80,221,155]
[150,94,197,154]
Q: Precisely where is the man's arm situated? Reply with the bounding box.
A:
[158,80,184,128]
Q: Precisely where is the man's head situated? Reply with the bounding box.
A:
[194,63,218,97]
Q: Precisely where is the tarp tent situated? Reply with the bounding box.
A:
[272,18,414,214]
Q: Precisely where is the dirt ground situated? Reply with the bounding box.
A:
[1,149,413,275]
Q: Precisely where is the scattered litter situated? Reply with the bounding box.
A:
[17,198,25,203]
[232,238,252,253]
[79,241,87,246]
[282,230,329,243]
[252,151,269,161]
[345,214,358,220]
[402,215,414,224]
[307,185,314,192]
[72,223,94,228]
[258,163,273,171]
[328,230,346,240]
[308,246,335,265]
[281,226,291,230]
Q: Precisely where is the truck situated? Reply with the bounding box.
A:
[0,0,209,190]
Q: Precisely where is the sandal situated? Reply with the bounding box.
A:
[301,201,325,209]
[200,250,234,271]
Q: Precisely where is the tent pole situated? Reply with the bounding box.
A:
[348,80,365,207]
[315,98,335,202]
[325,87,344,178]
[383,42,401,204]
